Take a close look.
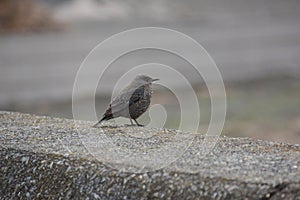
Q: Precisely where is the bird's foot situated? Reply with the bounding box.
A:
[133,119,144,127]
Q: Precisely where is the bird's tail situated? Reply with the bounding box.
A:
[93,106,114,128]
[92,117,105,128]
[92,115,113,128]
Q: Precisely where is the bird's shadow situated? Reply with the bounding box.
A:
[92,124,143,129]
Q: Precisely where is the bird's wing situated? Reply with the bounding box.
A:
[109,86,139,115]
[129,86,144,105]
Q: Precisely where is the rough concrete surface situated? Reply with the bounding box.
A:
[0,111,299,199]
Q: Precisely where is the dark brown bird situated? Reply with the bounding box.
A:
[93,75,159,127]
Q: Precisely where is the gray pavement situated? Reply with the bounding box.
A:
[0,111,299,199]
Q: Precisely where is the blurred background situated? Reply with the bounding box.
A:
[1,0,300,144]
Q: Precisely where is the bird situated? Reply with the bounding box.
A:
[93,75,159,127]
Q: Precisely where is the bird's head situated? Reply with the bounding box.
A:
[132,75,159,85]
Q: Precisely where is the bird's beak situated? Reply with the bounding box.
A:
[151,78,159,82]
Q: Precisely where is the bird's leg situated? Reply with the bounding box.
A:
[134,119,144,127]
[130,119,134,126]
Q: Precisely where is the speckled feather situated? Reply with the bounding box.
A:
[101,84,153,121]
[97,75,156,125]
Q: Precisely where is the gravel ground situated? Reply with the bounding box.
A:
[0,111,300,199]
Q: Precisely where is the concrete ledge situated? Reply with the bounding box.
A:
[0,111,299,199]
